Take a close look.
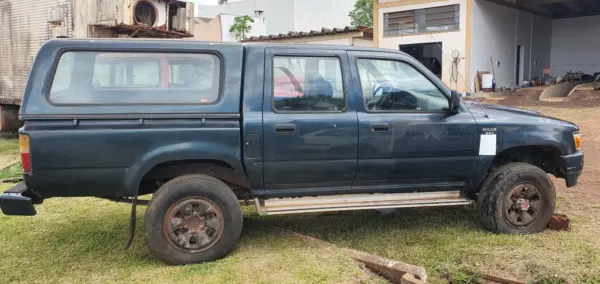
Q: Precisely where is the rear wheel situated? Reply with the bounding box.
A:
[477,163,555,234]
[144,174,242,265]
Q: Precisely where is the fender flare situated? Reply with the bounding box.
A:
[121,142,243,197]
[467,143,564,192]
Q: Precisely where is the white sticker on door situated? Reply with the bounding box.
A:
[479,134,497,156]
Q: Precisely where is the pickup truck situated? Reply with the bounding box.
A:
[0,39,584,265]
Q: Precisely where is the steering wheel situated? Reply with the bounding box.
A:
[367,83,393,110]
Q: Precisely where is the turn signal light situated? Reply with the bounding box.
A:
[573,132,582,151]
[19,134,32,174]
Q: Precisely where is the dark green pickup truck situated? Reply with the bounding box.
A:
[1,38,584,265]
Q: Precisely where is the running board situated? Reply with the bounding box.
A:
[255,191,472,216]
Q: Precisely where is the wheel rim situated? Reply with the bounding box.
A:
[164,197,224,253]
[503,183,544,228]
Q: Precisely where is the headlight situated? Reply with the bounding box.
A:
[573,132,582,151]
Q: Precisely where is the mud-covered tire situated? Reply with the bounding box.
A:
[477,163,555,234]
[144,174,242,265]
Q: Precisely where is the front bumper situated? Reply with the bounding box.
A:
[561,151,584,188]
[0,182,39,216]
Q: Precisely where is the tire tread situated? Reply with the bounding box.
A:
[144,174,242,265]
[477,162,555,234]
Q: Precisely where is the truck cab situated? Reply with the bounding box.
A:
[1,39,584,265]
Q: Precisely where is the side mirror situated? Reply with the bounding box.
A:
[448,90,461,114]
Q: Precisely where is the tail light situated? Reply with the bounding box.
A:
[19,134,32,174]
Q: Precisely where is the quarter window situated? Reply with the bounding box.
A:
[49,51,221,105]
[272,56,346,112]
[357,59,448,112]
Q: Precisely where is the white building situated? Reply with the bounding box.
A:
[196,0,357,35]
[374,0,600,93]
[193,12,267,42]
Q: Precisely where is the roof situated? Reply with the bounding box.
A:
[485,0,600,19]
[91,23,193,38]
[46,38,397,54]
[241,26,372,42]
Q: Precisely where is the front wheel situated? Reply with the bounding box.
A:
[478,163,556,234]
[144,174,242,265]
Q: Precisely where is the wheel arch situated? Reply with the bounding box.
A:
[468,144,563,195]
[122,142,246,197]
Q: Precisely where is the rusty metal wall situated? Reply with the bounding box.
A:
[0,0,73,105]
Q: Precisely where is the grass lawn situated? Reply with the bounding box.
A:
[0,137,19,175]
[1,107,600,283]
[0,196,382,284]
[0,138,380,284]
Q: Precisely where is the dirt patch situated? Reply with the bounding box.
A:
[565,90,600,107]
[469,89,600,108]
[497,89,544,106]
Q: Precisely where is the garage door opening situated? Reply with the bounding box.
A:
[400,43,443,78]
[516,45,524,86]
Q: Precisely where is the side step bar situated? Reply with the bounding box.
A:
[255,191,472,216]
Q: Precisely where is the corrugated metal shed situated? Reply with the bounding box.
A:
[0,0,195,106]
[0,0,73,105]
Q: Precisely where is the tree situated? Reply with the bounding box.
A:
[348,0,373,27]
[229,15,255,40]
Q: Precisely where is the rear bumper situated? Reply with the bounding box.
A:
[0,182,39,216]
[561,151,584,188]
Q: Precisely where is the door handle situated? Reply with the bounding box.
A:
[370,123,390,133]
[274,124,296,134]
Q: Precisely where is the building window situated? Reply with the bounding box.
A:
[384,4,460,36]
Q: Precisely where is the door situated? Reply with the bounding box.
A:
[262,48,358,191]
[349,52,477,191]
[516,45,524,85]
[400,43,443,78]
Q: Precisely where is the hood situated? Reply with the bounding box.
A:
[463,101,579,131]
[464,101,541,116]
[479,103,542,116]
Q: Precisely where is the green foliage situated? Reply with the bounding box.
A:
[349,0,373,27]
[577,275,600,284]
[533,276,567,284]
[0,138,19,158]
[436,263,484,284]
[0,162,22,181]
[229,15,255,40]
[0,199,380,283]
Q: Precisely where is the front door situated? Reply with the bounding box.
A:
[262,48,358,192]
[349,52,477,191]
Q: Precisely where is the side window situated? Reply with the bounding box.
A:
[357,59,448,112]
[272,56,346,112]
[49,51,221,105]
[93,60,160,88]
[51,52,74,92]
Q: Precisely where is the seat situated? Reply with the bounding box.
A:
[304,74,333,98]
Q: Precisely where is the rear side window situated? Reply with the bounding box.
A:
[272,56,346,112]
[49,51,221,105]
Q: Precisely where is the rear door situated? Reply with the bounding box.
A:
[261,48,359,192]
[348,51,477,191]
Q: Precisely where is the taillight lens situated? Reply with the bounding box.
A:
[19,134,32,174]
